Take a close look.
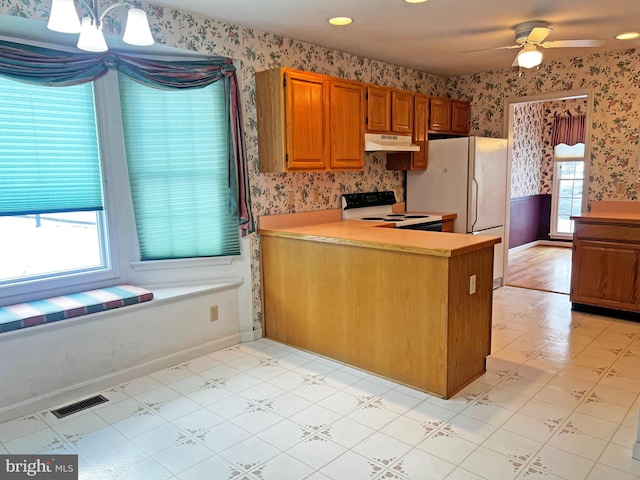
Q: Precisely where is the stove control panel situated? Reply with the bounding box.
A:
[342,191,396,210]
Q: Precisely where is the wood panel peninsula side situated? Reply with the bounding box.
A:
[259,211,500,399]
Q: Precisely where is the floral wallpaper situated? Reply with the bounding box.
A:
[511,102,544,198]
[448,49,640,204]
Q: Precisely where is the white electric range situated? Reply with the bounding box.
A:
[341,191,443,231]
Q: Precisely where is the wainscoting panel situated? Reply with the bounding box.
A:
[509,194,551,248]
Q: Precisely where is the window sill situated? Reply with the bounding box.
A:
[0,279,243,340]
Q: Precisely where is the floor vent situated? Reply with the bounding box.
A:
[51,395,109,419]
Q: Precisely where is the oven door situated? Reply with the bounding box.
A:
[396,221,443,232]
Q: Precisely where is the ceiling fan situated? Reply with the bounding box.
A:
[467,20,605,69]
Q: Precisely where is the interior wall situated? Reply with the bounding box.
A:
[448,48,640,206]
[0,284,241,422]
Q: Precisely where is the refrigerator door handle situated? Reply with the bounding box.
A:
[471,177,479,231]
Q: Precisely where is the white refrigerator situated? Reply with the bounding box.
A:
[406,136,508,288]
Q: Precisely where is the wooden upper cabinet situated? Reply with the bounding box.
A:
[255,67,365,172]
[429,97,452,132]
[411,94,428,169]
[256,68,327,172]
[386,93,428,171]
[283,71,329,171]
[391,90,413,133]
[366,86,392,132]
[330,79,365,170]
[451,100,471,134]
[429,96,471,135]
[366,86,413,134]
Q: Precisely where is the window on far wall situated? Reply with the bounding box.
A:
[550,143,585,238]
[0,69,240,304]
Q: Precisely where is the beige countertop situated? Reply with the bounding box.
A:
[259,210,500,258]
[571,200,640,224]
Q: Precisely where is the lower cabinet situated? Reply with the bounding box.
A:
[571,220,640,312]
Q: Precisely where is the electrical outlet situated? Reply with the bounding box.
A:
[617,181,626,194]
[469,274,477,295]
[311,190,320,203]
[209,305,218,322]
[287,190,295,205]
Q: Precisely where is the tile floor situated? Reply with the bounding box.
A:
[1,286,640,479]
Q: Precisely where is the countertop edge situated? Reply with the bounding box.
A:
[258,228,500,257]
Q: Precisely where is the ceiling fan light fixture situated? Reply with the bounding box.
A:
[517,44,542,69]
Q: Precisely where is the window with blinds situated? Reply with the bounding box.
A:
[0,69,241,303]
[118,76,240,260]
[0,78,108,285]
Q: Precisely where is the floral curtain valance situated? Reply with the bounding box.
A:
[551,114,586,147]
[0,39,253,235]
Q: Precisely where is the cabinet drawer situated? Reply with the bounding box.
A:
[575,222,640,242]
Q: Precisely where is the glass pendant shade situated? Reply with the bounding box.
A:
[517,45,543,69]
[47,0,82,33]
[77,17,108,52]
[122,8,155,46]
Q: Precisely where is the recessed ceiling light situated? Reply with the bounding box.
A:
[616,32,640,40]
[404,0,428,3]
[328,17,353,26]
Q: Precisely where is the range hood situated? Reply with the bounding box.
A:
[364,133,420,152]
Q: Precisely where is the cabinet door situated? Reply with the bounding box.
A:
[411,94,428,170]
[429,97,451,132]
[330,80,365,170]
[451,100,470,134]
[391,91,413,133]
[366,86,391,132]
[572,239,640,310]
[285,71,328,171]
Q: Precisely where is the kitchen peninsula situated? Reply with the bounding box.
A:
[571,201,640,315]
[259,210,500,398]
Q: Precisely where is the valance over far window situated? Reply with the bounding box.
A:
[0,39,253,235]
[551,114,586,147]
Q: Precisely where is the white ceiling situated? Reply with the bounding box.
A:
[148,0,640,77]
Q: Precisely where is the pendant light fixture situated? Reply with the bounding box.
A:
[47,0,154,53]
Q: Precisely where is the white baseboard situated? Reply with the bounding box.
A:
[0,333,241,424]
[241,329,262,342]
[509,239,573,253]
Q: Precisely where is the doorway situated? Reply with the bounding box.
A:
[502,89,593,294]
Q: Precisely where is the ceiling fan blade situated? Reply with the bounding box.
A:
[462,44,521,53]
[541,39,605,48]
[527,27,552,43]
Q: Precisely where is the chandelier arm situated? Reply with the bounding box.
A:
[75,0,99,22]
[98,2,135,23]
